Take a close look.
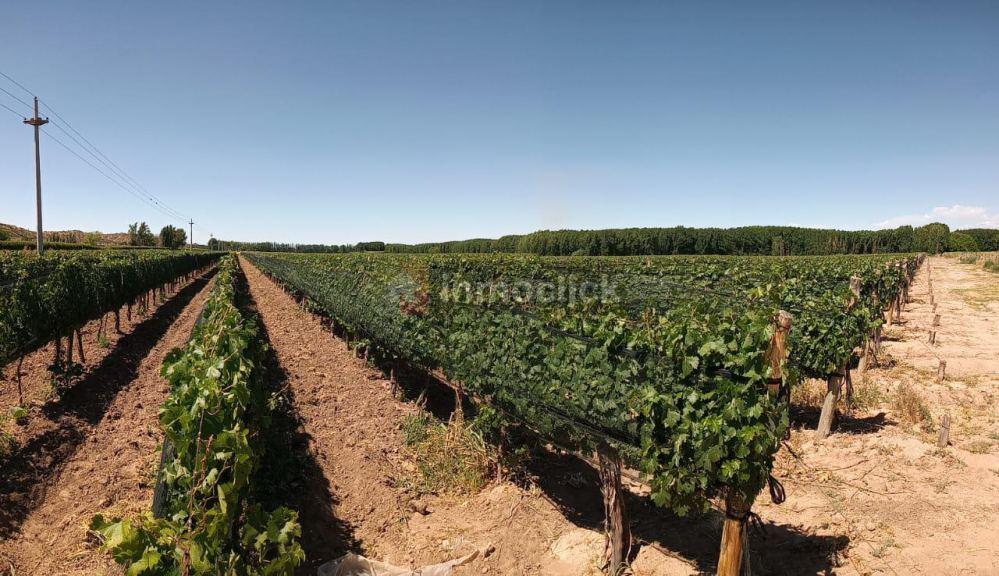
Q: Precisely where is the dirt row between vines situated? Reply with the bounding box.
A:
[0,269,217,575]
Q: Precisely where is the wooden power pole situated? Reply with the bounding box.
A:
[23,97,49,255]
[189,219,194,249]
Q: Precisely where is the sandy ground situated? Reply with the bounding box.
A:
[0,269,216,575]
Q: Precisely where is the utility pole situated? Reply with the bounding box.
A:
[23,97,49,255]
[189,219,194,249]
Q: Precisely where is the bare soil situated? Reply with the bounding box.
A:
[0,269,216,575]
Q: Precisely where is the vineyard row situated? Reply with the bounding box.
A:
[0,250,222,367]
[244,251,920,574]
[92,255,305,575]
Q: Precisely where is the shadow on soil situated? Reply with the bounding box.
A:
[388,365,850,575]
[528,450,850,575]
[236,266,360,574]
[0,270,216,538]
[791,405,892,435]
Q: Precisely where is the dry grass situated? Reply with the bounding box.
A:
[891,382,933,430]
[793,375,885,413]
[869,536,898,559]
[955,284,999,310]
[401,411,493,496]
[851,378,886,410]
[0,413,17,459]
[794,378,828,408]
[964,440,994,454]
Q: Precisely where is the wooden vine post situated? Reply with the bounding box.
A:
[717,491,752,576]
[817,278,860,439]
[75,328,85,363]
[885,265,896,326]
[717,310,792,576]
[856,275,873,376]
[937,413,951,448]
[765,311,793,396]
[894,263,904,322]
[596,441,630,575]
[817,371,845,440]
[870,289,882,361]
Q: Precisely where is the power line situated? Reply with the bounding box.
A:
[44,116,187,222]
[41,100,191,222]
[0,84,32,110]
[0,100,24,118]
[42,130,187,222]
[0,69,35,98]
[1,67,201,228]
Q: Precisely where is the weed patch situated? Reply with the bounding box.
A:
[401,412,492,496]
[892,383,933,430]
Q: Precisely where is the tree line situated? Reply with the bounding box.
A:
[126,222,188,248]
[381,224,998,256]
[207,238,385,253]
[9,222,996,255]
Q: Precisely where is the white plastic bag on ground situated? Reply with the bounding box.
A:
[317,551,478,576]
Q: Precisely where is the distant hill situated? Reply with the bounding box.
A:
[0,223,129,246]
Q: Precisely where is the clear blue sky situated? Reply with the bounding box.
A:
[1,1,997,244]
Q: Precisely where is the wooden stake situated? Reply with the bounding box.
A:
[933,314,941,327]
[717,491,752,576]
[16,355,25,406]
[817,280,862,438]
[816,369,845,439]
[390,366,400,398]
[937,413,951,448]
[453,386,464,424]
[928,330,936,345]
[766,311,793,396]
[843,367,854,407]
[848,277,862,309]
[937,359,947,382]
[858,339,870,375]
[597,442,631,575]
[75,329,85,363]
